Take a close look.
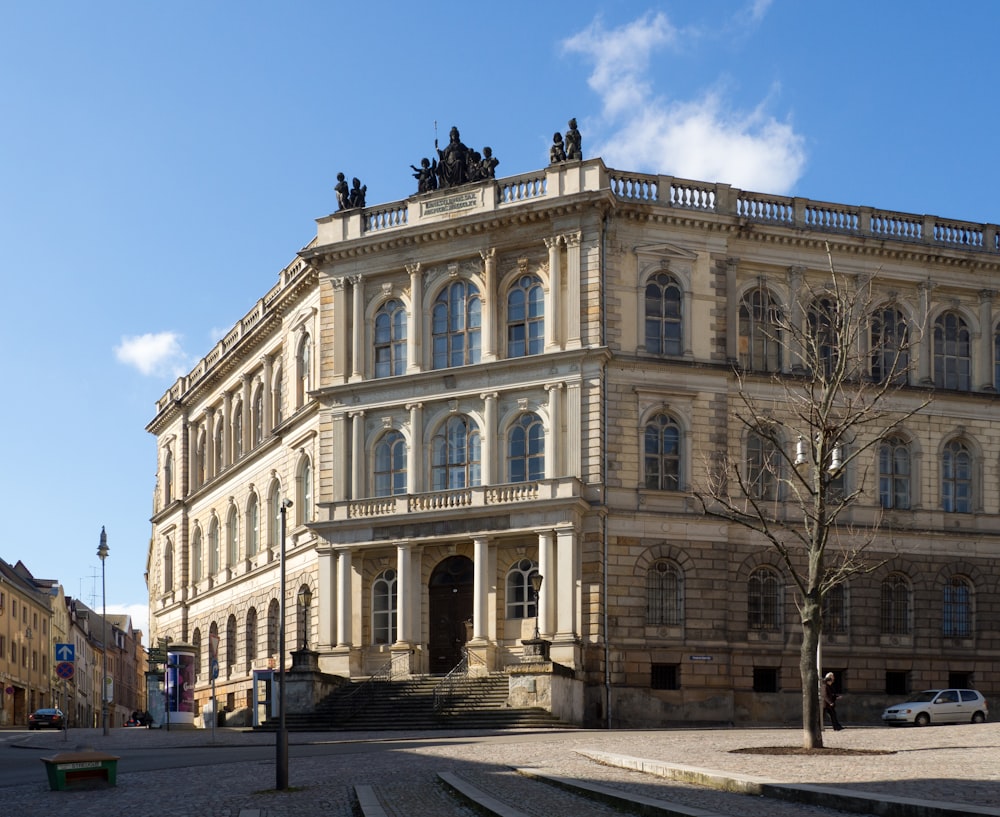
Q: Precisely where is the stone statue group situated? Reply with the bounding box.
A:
[334,118,583,208]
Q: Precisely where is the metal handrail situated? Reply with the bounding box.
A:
[335,651,411,722]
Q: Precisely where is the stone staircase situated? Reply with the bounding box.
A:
[261,673,573,732]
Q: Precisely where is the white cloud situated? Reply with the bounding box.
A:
[114,331,188,378]
[562,7,806,194]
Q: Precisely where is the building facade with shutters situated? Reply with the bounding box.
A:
[146,151,1000,727]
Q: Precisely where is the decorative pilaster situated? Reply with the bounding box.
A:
[406,263,423,373]
[480,248,497,361]
[564,232,582,348]
[978,290,995,391]
[544,238,562,351]
[481,392,498,485]
[336,548,352,647]
[351,275,364,381]
[544,383,563,478]
[473,537,489,641]
[407,403,423,494]
[350,411,366,500]
[332,277,348,383]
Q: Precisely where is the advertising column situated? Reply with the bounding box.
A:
[165,644,196,728]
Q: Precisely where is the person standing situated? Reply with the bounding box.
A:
[823,672,844,730]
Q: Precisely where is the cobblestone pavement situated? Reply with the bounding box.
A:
[3,722,999,817]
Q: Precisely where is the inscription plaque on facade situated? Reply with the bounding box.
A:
[423,191,479,217]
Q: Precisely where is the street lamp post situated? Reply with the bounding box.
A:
[276,499,292,791]
[298,586,313,650]
[97,527,109,737]
[530,574,544,640]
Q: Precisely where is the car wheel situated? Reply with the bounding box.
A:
[972,711,986,724]
[915,712,930,726]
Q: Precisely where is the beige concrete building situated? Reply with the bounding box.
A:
[146,148,1000,727]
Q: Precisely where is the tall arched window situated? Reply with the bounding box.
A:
[252,387,264,446]
[227,506,239,566]
[871,307,909,384]
[268,482,281,549]
[941,439,972,513]
[747,431,779,500]
[943,576,972,638]
[748,567,781,632]
[823,583,848,634]
[808,296,839,378]
[163,448,173,505]
[646,560,682,626]
[644,413,681,491]
[208,517,220,576]
[194,428,206,488]
[881,574,911,635]
[298,458,313,523]
[432,281,481,368]
[246,493,260,557]
[272,364,284,427]
[214,416,224,473]
[191,528,203,583]
[431,415,481,490]
[505,559,539,619]
[644,272,682,356]
[372,569,397,645]
[507,274,544,357]
[508,412,544,483]
[878,436,911,510]
[374,299,407,378]
[738,288,781,372]
[163,539,174,592]
[297,332,312,406]
[245,607,258,671]
[232,401,243,460]
[933,311,971,391]
[374,431,407,497]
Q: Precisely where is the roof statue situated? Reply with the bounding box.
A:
[412,126,501,194]
[335,172,367,211]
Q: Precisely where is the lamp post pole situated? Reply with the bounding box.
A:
[298,586,313,650]
[276,499,292,791]
[97,527,110,737]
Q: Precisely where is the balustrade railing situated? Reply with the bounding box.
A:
[432,648,488,712]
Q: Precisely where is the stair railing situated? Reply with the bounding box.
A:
[336,650,412,722]
[432,649,470,713]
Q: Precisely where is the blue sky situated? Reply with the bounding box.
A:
[3,1,998,639]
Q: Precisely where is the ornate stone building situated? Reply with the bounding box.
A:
[146,145,1000,727]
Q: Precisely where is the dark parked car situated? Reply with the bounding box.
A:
[28,708,64,730]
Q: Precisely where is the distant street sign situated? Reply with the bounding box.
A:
[56,661,75,680]
[210,658,219,680]
[148,649,166,664]
[55,643,75,662]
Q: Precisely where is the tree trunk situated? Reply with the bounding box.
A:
[800,599,823,749]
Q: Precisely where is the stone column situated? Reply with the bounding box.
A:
[241,374,252,454]
[332,277,348,383]
[787,266,804,374]
[537,530,554,637]
[222,392,232,468]
[317,549,334,648]
[917,281,935,385]
[978,290,995,391]
[565,232,582,348]
[350,411,365,500]
[261,354,273,434]
[481,248,497,361]
[336,548,352,647]
[395,542,411,645]
[351,275,364,381]
[544,383,563,478]
[205,410,216,481]
[473,537,489,641]
[481,392,498,485]
[725,258,739,363]
[555,528,577,638]
[407,403,423,494]
[407,263,423,373]
[564,382,581,479]
[544,237,562,351]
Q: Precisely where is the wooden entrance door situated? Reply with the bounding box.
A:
[428,555,474,674]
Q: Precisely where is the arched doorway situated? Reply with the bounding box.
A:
[428,555,474,674]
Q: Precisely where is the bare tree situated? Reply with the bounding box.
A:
[695,248,930,749]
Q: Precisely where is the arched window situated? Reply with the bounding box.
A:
[374,431,407,497]
[245,607,258,671]
[163,539,174,592]
[646,560,682,626]
[297,332,312,406]
[208,517,220,576]
[227,506,239,566]
[823,583,847,634]
[268,482,281,549]
[933,311,971,391]
[194,428,206,488]
[214,416,224,473]
[871,307,909,384]
[374,299,407,378]
[191,628,201,682]
[191,528,203,583]
[431,415,481,490]
[273,364,284,428]
[748,567,781,632]
[432,280,481,368]
[508,412,544,483]
[372,569,397,645]
[266,599,279,657]
[808,296,839,378]
[738,288,781,372]
[941,439,972,513]
[881,574,911,635]
[943,576,972,638]
[747,431,779,500]
[163,448,173,505]
[252,387,264,446]
[644,272,682,356]
[505,559,539,619]
[644,413,681,491]
[232,401,243,460]
[878,436,911,510]
[298,458,313,523]
[226,614,237,674]
[507,274,544,357]
[246,493,260,557]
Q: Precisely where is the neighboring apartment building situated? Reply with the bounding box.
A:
[145,138,1000,727]
[0,559,52,725]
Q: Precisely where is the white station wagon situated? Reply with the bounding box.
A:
[882,689,988,726]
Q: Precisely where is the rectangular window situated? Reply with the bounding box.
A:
[651,663,679,690]
[885,671,908,696]
[753,667,779,693]
[949,671,972,689]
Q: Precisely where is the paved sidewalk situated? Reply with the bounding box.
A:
[3,723,999,816]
